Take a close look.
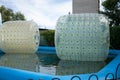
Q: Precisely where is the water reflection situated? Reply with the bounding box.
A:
[0,53,111,76]
[36,54,60,65]
[56,60,105,75]
[36,54,59,75]
[36,54,105,75]
[0,53,38,72]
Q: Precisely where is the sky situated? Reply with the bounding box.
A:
[0,0,104,29]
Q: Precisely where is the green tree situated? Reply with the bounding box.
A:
[110,26,120,49]
[0,5,25,23]
[14,12,25,20]
[41,30,55,46]
[102,0,120,26]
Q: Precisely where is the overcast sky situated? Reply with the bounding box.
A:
[0,0,105,29]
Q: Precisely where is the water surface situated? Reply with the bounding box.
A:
[0,53,113,76]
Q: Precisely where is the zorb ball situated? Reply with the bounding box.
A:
[55,13,109,61]
[0,21,40,54]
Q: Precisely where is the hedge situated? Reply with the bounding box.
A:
[110,26,120,49]
[40,30,55,46]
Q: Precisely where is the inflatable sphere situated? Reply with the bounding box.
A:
[0,21,40,54]
[55,13,109,61]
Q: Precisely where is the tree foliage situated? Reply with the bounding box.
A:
[0,5,25,23]
[14,12,25,20]
[40,30,55,46]
[102,0,120,26]
[110,26,120,49]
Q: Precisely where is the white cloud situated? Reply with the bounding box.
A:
[3,0,72,29]
[100,0,105,11]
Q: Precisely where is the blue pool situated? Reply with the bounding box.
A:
[0,46,120,80]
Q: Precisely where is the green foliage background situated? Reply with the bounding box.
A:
[102,0,120,26]
[110,26,120,49]
[101,0,120,49]
[0,5,25,23]
[40,30,55,46]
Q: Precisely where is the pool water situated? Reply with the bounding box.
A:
[0,53,113,76]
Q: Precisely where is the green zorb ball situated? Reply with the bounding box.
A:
[55,13,109,61]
